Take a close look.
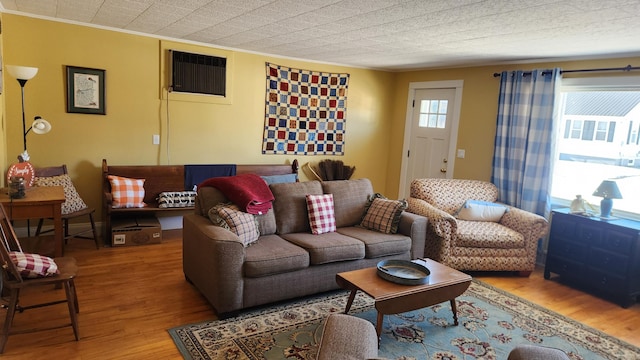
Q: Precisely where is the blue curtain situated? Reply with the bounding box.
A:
[491,69,561,217]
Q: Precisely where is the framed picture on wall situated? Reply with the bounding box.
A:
[66,66,106,115]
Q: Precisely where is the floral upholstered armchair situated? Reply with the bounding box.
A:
[407,178,549,276]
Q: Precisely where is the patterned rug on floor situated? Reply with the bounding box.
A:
[168,279,640,359]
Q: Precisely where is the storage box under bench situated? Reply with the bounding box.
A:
[111,217,162,246]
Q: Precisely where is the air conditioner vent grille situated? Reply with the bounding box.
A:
[170,50,226,96]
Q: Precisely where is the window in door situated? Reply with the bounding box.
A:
[551,79,640,219]
[418,100,448,128]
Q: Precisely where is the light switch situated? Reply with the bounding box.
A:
[152,134,160,145]
[457,149,465,158]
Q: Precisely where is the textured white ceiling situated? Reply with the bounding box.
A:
[2,0,640,70]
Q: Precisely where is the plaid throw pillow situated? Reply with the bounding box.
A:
[360,194,407,234]
[217,204,260,246]
[9,251,59,278]
[35,174,88,215]
[108,175,146,208]
[306,194,336,235]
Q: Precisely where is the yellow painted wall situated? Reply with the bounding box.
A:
[387,56,640,196]
[0,34,6,182]
[2,14,395,220]
[3,13,640,221]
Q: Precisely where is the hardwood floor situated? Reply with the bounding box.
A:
[475,271,640,348]
[2,230,639,359]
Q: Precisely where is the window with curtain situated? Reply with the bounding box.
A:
[551,76,640,219]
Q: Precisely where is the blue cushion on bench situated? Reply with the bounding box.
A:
[261,173,298,185]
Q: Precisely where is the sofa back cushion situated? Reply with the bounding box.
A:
[321,179,373,228]
[271,181,323,234]
[410,178,498,215]
[195,186,228,216]
[256,209,277,235]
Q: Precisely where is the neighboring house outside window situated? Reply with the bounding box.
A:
[551,77,640,220]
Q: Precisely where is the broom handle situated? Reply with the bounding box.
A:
[303,162,323,181]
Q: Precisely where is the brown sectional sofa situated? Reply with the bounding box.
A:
[182,178,427,317]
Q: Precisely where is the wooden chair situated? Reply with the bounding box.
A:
[34,165,99,249]
[0,204,79,353]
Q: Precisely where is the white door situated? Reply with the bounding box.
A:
[400,83,462,197]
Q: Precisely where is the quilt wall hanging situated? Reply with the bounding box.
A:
[262,63,350,155]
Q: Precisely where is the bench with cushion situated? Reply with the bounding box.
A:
[101,159,298,241]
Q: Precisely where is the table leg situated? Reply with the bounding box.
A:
[344,289,357,314]
[376,312,384,345]
[450,298,459,326]
[53,205,63,257]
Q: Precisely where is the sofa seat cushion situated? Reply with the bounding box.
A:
[456,220,525,249]
[337,226,411,258]
[281,232,365,265]
[244,235,310,278]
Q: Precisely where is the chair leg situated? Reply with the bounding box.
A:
[63,218,70,245]
[70,279,79,313]
[35,219,45,236]
[0,289,20,354]
[64,281,80,341]
[40,213,99,250]
[89,213,99,249]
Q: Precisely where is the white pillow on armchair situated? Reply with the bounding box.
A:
[455,200,508,222]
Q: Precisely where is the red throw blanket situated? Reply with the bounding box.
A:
[198,173,274,215]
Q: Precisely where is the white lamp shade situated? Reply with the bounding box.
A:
[6,65,38,80]
[31,117,52,134]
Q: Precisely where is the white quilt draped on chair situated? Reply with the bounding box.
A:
[491,68,561,217]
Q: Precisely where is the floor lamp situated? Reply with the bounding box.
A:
[5,65,52,162]
[5,65,52,194]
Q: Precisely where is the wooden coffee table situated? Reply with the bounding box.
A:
[336,258,472,340]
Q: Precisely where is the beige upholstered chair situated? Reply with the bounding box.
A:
[508,345,570,360]
[407,178,549,276]
[316,314,378,360]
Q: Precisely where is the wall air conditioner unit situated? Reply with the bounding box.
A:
[169,50,226,96]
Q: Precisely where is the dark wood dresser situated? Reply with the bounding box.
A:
[544,208,640,308]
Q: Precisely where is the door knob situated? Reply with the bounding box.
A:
[443,158,448,163]
[440,168,447,173]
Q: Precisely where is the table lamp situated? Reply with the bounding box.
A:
[592,180,622,218]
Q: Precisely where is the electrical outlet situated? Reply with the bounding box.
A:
[152,134,160,145]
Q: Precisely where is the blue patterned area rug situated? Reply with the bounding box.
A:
[169,280,640,359]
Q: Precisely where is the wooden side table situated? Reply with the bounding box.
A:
[0,186,65,257]
[545,208,640,307]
